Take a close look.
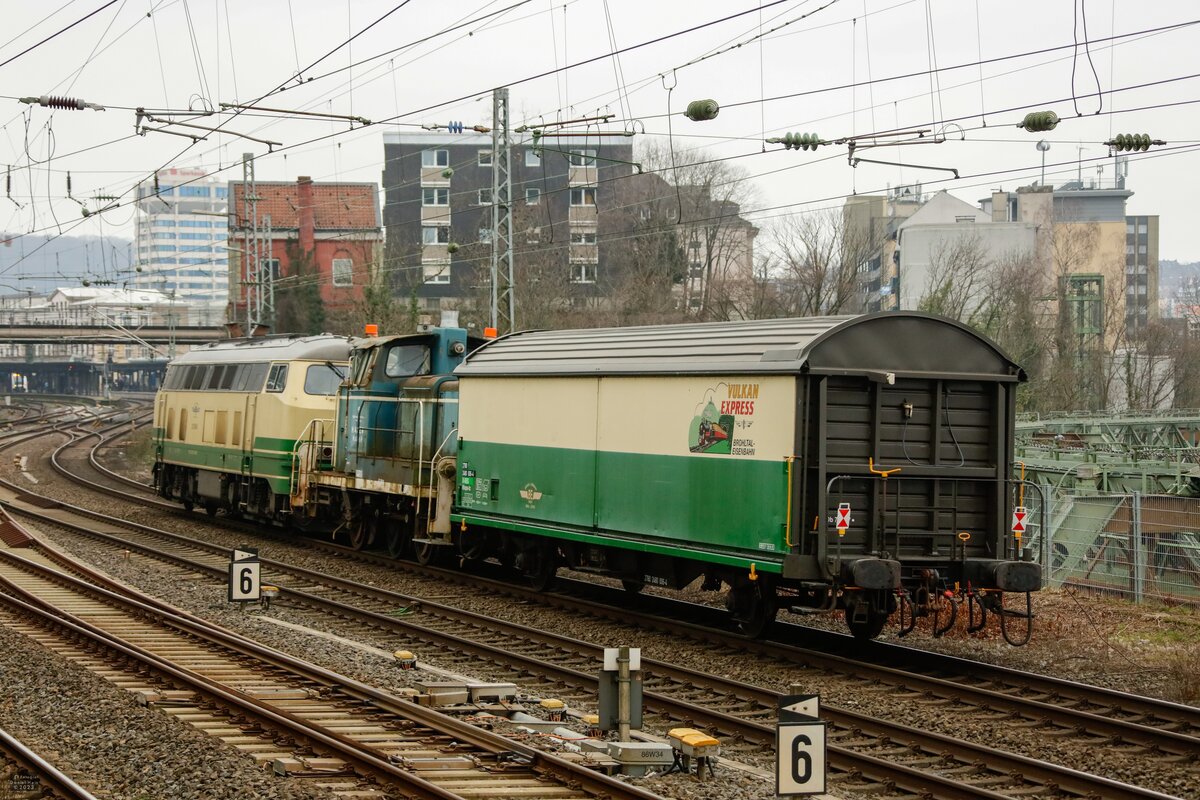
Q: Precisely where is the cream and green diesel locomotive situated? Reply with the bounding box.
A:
[152,334,353,519]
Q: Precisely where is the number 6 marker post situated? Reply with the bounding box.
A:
[228,547,261,607]
[776,691,826,796]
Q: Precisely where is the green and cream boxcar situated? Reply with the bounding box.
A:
[451,314,1039,639]
[153,334,353,519]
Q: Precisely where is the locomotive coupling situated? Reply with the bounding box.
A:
[962,559,1042,593]
[841,557,901,590]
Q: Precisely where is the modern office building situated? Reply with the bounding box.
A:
[133,167,228,323]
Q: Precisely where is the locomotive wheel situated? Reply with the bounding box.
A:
[621,579,645,594]
[204,502,218,517]
[347,519,369,551]
[348,509,381,552]
[414,540,445,566]
[182,500,194,512]
[384,525,411,559]
[728,579,777,638]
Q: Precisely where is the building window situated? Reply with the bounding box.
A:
[525,187,541,204]
[263,258,281,280]
[1127,222,1136,234]
[479,228,493,245]
[570,231,597,245]
[477,188,492,205]
[1126,244,1134,255]
[422,188,449,206]
[422,226,450,245]
[423,263,450,284]
[570,262,596,284]
[526,149,541,167]
[478,150,493,166]
[1138,222,1148,234]
[568,149,596,167]
[570,187,596,206]
[421,149,449,168]
[526,226,541,244]
[1138,244,1147,254]
[954,215,976,223]
[332,258,353,286]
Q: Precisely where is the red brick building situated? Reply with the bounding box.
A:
[228,176,381,323]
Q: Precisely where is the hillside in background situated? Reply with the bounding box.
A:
[0,233,133,294]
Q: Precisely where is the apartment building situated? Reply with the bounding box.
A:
[380,131,635,314]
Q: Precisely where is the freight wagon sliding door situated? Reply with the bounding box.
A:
[817,374,1005,563]
[457,377,598,528]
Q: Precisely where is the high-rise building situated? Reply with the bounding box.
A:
[133,167,228,323]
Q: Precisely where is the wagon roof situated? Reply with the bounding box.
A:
[457,313,1024,380]
[170,334,354,365]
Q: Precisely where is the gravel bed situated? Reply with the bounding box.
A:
[15,427,1200,798]
[21,517,779,800]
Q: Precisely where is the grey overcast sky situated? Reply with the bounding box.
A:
[1,0,1198,280]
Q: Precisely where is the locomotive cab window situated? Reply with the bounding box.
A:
[384,344,430,377]
[187,365,209,390]
[304,363,344,396]
[265,364,288,392]
[235,362,269,392]
[350,349,377,387]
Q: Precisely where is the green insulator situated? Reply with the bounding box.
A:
[441,167,454,179]
[447,242,460,254]
[1018,111,1059,132]
[684,99,720,122]
[1108,133,1153,152]
[768,132,825,151]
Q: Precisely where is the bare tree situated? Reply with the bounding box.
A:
[970,250,1056,412]
[633,141,760,321]
[916,232,993,323]
[771,209,879,316]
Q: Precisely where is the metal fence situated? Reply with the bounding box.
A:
[1021,486,1200,604]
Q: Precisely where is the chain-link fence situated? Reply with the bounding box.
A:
[1021,487,1200,604]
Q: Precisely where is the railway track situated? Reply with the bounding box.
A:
[0,725,97,800]
[9,407,1195,798]
[1,481,1189,800]
[0,518,662,800]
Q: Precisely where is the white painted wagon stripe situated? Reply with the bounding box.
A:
[460,375,795,461]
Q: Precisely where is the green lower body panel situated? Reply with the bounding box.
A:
[456,440,789,562]
[159,439,294,494]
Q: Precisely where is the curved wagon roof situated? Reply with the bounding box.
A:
[170,334,355,365]
[457,313,1024,381]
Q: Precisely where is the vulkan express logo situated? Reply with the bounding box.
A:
[688,382,759,456]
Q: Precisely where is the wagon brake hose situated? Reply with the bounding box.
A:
[901,414,919,464]
[943,386,966,467]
